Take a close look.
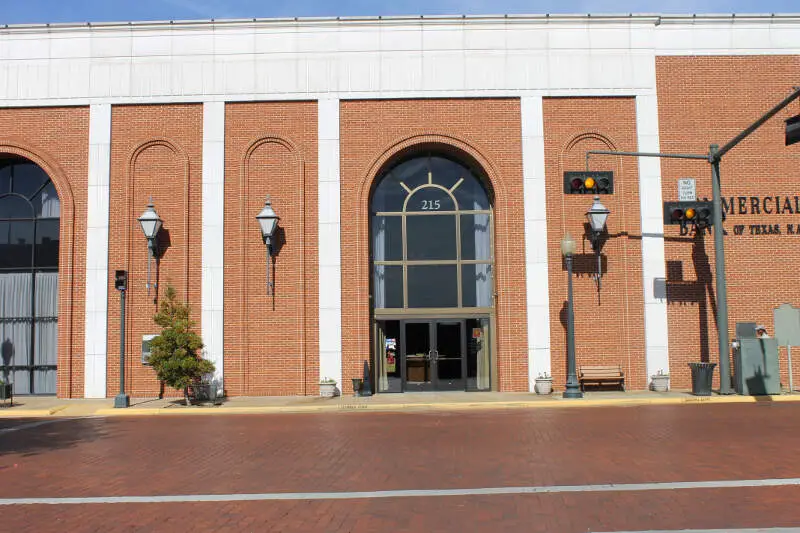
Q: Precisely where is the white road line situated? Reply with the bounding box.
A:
[603,529,800,533]
[0,478,799,506]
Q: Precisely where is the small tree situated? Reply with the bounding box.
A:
[149,285,214,405]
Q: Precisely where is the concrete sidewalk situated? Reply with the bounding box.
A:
[2,389,799,418]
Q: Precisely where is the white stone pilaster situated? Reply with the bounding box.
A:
[521,96,552,391]
[318,99,343,390]
[84,103,111,398]
[637,92,671,386]
[202,102,225,389]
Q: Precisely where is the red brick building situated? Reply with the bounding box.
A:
[0,14,798,398]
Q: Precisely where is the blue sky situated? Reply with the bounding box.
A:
[1,0,798,25]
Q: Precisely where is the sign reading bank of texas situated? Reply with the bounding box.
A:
[0,13,799,400]
[721,195,800,236]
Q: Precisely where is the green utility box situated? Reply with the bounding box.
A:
[734,338,780,395]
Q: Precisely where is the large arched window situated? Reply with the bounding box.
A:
[0,157,60,395]
[371,153,493,310]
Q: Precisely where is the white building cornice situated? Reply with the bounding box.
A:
[2,13,800,35]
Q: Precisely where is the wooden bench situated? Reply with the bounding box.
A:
[579,365,625,392]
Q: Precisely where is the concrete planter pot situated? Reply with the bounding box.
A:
[651,374,670,392]
[319,382,337,398]
[534,378,553,395]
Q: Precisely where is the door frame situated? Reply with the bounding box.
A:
[373,314,493,394]
[399,319,467,392]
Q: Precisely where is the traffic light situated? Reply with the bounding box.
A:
[563,171,614,194]
[663,201,714,230]
[786,114,800,146]
[114,270,128,291]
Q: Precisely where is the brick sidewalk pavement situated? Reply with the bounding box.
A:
[1,403,799,532]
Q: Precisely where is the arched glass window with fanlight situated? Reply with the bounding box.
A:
[0,158,60,395]
[370,154,493,311]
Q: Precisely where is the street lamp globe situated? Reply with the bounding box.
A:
[255,195,280,245]
[560,232,576,257]
[586,195,610,234]
[137,199,163,241]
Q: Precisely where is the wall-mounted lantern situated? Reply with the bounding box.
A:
[137,198,162,295]
[255,195,280,296]
[585,195,610,290]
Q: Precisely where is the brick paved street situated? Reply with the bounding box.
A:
[2,403,800,532]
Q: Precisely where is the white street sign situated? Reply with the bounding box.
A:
[678,178,696,202]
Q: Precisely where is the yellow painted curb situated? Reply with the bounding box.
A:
[5,392,800,419]
[86,393,800,417]
[0,410,58,418]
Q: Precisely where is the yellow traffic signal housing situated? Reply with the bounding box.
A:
[663,201,714,230]
[563,171,614,194]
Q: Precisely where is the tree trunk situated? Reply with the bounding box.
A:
[184,386,190,406]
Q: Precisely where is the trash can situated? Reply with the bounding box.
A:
[351,378,363,397]
[688,362,716,396]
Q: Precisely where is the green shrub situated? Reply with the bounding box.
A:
[149,285,214,405]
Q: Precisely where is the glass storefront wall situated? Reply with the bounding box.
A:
[371,152,494,392]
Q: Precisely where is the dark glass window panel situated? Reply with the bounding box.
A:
[35,220,60,268]
[390,157,429,191]
[371,216,402,261]
[428,156,469,191]
[453,174,490,211]
[406,215,456,260]
[405,187,455,212]
[371,177,408,213]
[32,182,60,218]
[372,265,403,308]
[461,264,493,308]
[407,265,457,308]
[11,163,49,199]
[12,370,31,395]
[34,369,57,394]
[0,221,35,269]
[0,164,11,194]
[0,195,35,219]
[460,214,492,260]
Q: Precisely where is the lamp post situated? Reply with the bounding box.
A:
[561,232,582,399]
[113,270,129,408]
[586,196,610,290]
[255,195,280,295]
[137,198,163,295]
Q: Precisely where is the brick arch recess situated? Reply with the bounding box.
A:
[542,96,646,391]
[0,107,92,399]
[222,101,318,397]
[0,141,78,397]
[339,98,528,392]
[107,103,203,398]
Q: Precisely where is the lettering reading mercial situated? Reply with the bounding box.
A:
[722,196,800,216]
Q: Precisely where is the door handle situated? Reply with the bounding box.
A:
[432,350,439,362]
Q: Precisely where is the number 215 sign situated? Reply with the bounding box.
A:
[420,200,441,210]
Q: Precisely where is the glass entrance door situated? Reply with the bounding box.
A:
[434,321,465,390]
[402,320,466,391]
[404,321,433,391]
